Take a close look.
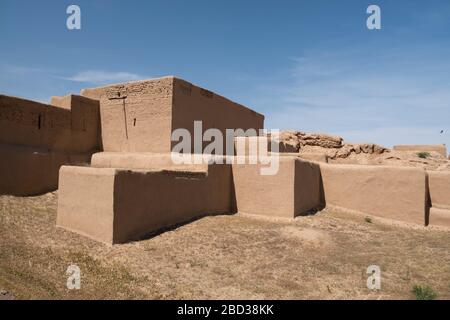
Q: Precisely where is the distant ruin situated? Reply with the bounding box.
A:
[1,76,449,244]
[393,144,448,157]
[0,94,99,195]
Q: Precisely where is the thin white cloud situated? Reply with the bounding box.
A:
[1,65,148,85]
[1,65,49,75]
[64,70,147,85]
[260,45,450,149]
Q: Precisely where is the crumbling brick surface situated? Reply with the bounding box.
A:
[81,76,264,154]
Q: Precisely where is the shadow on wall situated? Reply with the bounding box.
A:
[294,160,326,217]
[318,163,450,227]
[425,172,431,226]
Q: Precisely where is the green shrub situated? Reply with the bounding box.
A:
[417,152,431,159]
[412,284,437,300]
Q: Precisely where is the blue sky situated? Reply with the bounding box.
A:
[1,0,449,148]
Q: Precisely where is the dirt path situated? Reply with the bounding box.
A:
[1,192,449,299]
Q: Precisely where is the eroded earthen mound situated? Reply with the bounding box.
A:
[271,131,388,158]
[271,130,449,170]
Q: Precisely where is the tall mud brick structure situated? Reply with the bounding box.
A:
[81,76,264,153]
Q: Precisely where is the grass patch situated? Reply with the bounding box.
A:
[417,152,431,159]
[412,284,437,300]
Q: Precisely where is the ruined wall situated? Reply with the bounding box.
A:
[393,145,447,157]
[0,144,91,196]
[57,164,234,244]
[232,157,322,218]
[171,78,264,154]
[81,77,264,154]
[50,94,101,152]
[0,94,99,153]
[429,208,450,228]
[57,167,116,243]
[1,95,70,151]
[320,164,427,225]
[428,171,450,210]
[294,160,325,214]
[232,158,295,218]
[0,94,99,195]
[269,131,389,162]
[81,77,173,153]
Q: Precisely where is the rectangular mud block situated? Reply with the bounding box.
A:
[0,94,99,153]
[428,171,450,210]
[57,164,234,244]
[429,207,450,228]
[81,76,264,153]
[320,164,427,225]
[231,157,323,218]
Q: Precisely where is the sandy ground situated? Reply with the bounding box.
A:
[1,192,449,300]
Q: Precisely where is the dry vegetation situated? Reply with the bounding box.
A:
[1,192,449,300]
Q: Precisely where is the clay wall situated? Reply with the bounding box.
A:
[81,77,264,154]
[81,77,174,153]
[320,164,427,225]
[428,208,450,228]
[0,144,91,196]
[0,94,99,195]
[231,157,323,218]
[57,163,234,244]
[393,144,447,157]
[428,171,450,210]
[0,94,99,153]
[171,78,264,154]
